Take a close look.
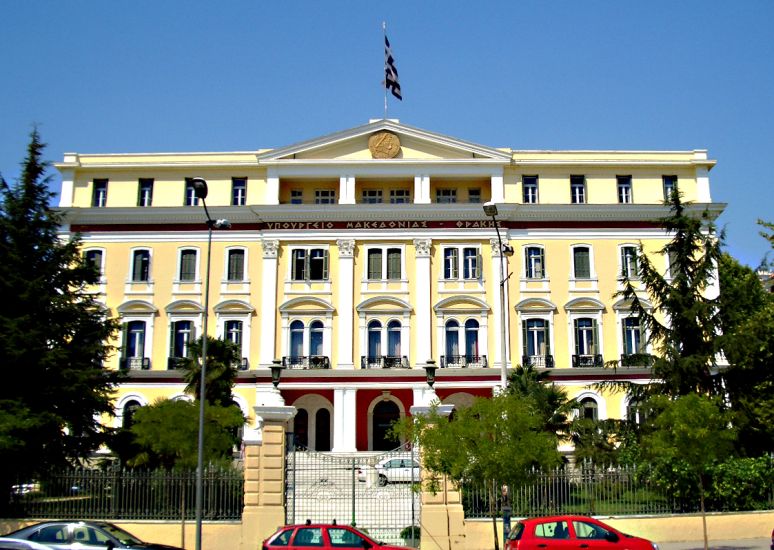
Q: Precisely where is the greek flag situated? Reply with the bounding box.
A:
[384,35,402,100]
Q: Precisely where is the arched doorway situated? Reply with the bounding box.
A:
[372,400,400,451]
[315,409,331,451]
[294,409,309,448]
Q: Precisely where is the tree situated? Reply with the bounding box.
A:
[0,130,118,508]
[181,335,240,406]
[618,191,723,397]
[640,394,736,550]
[506,365,575,437]
[759,219,774,250]
[396,393,561,550]
[127,399,244,469]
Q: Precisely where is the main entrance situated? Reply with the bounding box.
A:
[285,443,421,546]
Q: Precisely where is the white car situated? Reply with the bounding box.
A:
[0,538,53,550]
[374,457,420,486]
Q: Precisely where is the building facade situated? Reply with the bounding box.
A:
[56,119,723,454]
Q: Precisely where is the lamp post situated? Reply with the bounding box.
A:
[483,202,514,391]
[191,177,230,550]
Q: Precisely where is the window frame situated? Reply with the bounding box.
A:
[361,189,383,204]
[570,175,586,204]
[226,247,247,282]
[290,247,330,282]
[84,248,105,280]
[617,175,632,204]
[231,177,247,206]
[92,179,108,207]
[523,175,539,204]
[130,248,152,282]
[619,245,639,279]
[442,245,481,281]
[436,188,457,204]
[314,189,336,204]
[138,178,154,207]
[177,248,199,282]
[389,189,411,204]
[184,178,199,206]
[524,246,545,279]
[662,175,678,201]
[572,245,592,279]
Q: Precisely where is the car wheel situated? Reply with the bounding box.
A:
[378,474,388,487]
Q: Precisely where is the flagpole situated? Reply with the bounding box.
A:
[383,21,388,119]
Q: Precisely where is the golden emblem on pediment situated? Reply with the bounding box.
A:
[368,131,401,159]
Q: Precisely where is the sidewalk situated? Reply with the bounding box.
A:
[658,539,770,550]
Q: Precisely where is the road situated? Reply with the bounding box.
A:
[659,539,770,550]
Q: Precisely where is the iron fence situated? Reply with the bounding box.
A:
[461,464,774,519]
[9,466,243,520]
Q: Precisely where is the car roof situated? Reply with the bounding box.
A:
[519,515,596,523]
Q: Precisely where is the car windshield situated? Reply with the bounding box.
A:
[100,524,143,545]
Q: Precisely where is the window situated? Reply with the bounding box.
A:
[570,175,586,204]
[184,178,199,206]
[573,520,613,540]
[362,189,382,203]
[534,520,570,540]
[464,319,479,357]
[579,397,599,421]
[523,176,538,204]
[122,400,141,429]
[390,189,411,203]
[123,320,146,369]
[179,249,197,281]
[387,320,401,357]
[368,247,401,280]
[368,320,382,359]
[170,320,194,360]
[329,527,367,547]
[232,177,247,206]
[523,319,550,364]
[225,320,243,350]
[131,250,150,282]
[367,249,382,279]
[574,318,598,360]
[445,320,459,358]
[525,246,545,279]
[84,249,103,276]
[622,317,643,355]
[290,189,303,204]
[92,179,108,207]
[315,189,336,204]
[138,178,154,207]
[468,188,481,203]
[617,175,632,204]
[227,249,245,281]
[292,528,324,547]
[573,246,591,279]
[620,245,639,278]
[663,175,677,200]
[387,249,401,279]
[436,188,457,203]
[291,248,329,281]
[289,320,304,358]
[444,246,480,280]
[310,320,323,355]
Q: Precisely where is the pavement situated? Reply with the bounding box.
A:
[658,539,771,550]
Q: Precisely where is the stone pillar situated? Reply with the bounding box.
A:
[259,240,279,367]
[339,175,356,204]
[266,170,280,205]
[414,175,430,204]
[336,239,355,369]
[414,239,432,364]
[240,392,296,550]
[490,238,511,370]
[490,172,505,203]
[332,387,358,452]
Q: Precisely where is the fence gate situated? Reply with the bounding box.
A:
[285,443,421,547]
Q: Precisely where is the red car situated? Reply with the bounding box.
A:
[505,515,660,550]
[262,523,413,550]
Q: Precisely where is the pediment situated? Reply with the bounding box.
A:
[256,119,512,164]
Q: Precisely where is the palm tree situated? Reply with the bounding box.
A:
[181,336,240,406]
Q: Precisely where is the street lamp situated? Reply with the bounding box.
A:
[191,177,230,550]
[483,201,514,391]
[423,360,438,388]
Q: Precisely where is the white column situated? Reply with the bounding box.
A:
[490,171,505,203]
[332,387,358,452]
[339,175,356,204]
[490,238,511,370]
[259,240,279,367]
[58,163,76,207]
[414,175,430,204]
[266,170,280,205]
[414,239,432,363]
[696,166,711,203]
[337,239,355,368]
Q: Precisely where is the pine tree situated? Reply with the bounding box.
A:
[0,130,118,505]
[618,191,723,397]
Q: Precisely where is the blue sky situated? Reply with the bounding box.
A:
[1,1,772,268]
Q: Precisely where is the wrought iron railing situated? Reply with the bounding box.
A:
[8,466,243,520]
[360,356,410,369]
[572,354,603,368]
[282,355,331,369]
[620,353,655,367]
[167,356,187,370]
[440,355,487,368]
[522,354,554,368]
[120,357,150,370]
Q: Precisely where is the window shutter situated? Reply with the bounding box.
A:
[476,253,483,279]
[322,250,329,280]
[573,319,581,356]
[169,323,176,357]
[121,323,128,360]
[574,248,590,278]
[387,249,401,280]
[521,321,528,355]
[591,319,599,355]
[190,323,196,357]
[368,250,382,279]
[544,322,551,353]
[537,250,544,277]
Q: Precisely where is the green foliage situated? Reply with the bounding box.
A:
[618,191,723,397]
[758,219,774,250]
[707,456,774,511]
[181,335,240,405]
[0,130,118,505]
[125,399,244,470]
[506,365,575,438]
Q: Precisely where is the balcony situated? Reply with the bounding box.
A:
[360,355,410,369]
[522,355,555,368]
[440,355,488,368]
[572,354,603,368]
[167,357,188,370]
[282,355,331,369]
[120,357,150,370]
[620,353,655,367]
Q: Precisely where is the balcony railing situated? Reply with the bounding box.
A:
[522,354,554,368]
[440,355,488,368]
[360,355,410,369]
[236,357,249,371]
[572,354,604,368]
[120,357,150,370]
[281,355,331,369]
[620,353,655,367]
[167,357,188,370]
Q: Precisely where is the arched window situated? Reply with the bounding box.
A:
[122,400,141,429]
[372,400,400,451]
[580,397,598,421]
[368,320,382,359]
[387,320,401,357]
[310,320,324,356]
[290,320,304,359]
[294,408,309,449]
[464,319,479,358]
[445,320,460,357]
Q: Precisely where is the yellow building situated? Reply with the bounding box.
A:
[56,119,723,453]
